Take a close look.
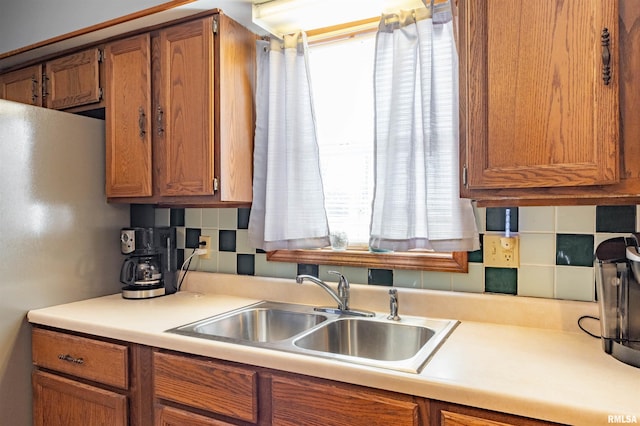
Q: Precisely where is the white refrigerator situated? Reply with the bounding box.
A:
[0,99,128,425]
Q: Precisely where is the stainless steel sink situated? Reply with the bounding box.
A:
[293,316,457,373]
[293,318,435,361]
[169,301,328,343]
[167,300,458,374]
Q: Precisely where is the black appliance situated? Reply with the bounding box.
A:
[594,235,640,368]
[120,227,177,299]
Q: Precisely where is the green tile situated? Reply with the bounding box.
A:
[368,269,393,286]
[486,207,518,232]
[556,234,594,267]
[596,205,636,233]
[468,234,484,263]
[484,267,517,295]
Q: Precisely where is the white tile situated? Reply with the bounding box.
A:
[341,266,369,285]
[218,252,237,274]
[555,266,595,301]
[271,261,298,279]
[518,265,554,298]
[422,271,452,291]
[196,254,218,273]
[519,233,556,266]
[394,270,422,289]
[254,253,271,277]
[185,208,202,228]
[219,208,238,229]
[202,208,219,228]
[255,254,297,279]
[452,263,484,293]
[556,206,596,233]
[319,266,341,281]
[235,229,255,254]
[518,206,555,232]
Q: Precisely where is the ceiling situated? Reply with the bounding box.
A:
[0,0,264,71]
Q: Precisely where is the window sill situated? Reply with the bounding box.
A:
[266,248,468,273]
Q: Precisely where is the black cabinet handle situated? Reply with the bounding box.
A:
[138,107,147,138]
[601,28,611,85]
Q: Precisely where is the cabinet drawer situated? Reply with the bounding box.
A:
[32,328,128,389]
[271,374,420,426]
[153,351,258,423]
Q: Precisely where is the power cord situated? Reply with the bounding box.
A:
[577,315,601,339]
[177,241,208,291]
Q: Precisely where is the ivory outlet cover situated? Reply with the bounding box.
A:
[483,235,520,268]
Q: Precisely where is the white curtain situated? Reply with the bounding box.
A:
[369,4,479,252]
[248,34,331,251]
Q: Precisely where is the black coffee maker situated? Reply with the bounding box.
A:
[120,227,177,299]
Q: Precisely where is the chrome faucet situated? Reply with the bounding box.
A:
[387,289,400,321]
[295,271,373,317]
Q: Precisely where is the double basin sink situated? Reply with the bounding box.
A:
[168,301,458,374]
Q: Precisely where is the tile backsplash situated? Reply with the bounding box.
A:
[139,204,640,302]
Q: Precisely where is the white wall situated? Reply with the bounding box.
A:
[0,0,172,54]
[0,0,262,56]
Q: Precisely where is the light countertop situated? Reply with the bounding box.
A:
[28,272,640,425]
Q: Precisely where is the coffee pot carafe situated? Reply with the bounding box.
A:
[120,256,162,286]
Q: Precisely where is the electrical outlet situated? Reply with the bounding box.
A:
[483,235,519,268]
[198,235,211,259]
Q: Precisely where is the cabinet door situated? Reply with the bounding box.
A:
[271,374,421,426]
[216,14,255,203]
[155,405,234,426]
[104,34,153,198]
[155,17,215,196]
[153,351,258,423]
[0,65,42,106]
[33,371,127,426]
[461,0,619,190]
[44,48,102,109]
[430,401,558,426]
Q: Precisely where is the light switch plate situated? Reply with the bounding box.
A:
[483,235,519,268]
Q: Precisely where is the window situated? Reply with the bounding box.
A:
[267,26,468,273]
[309,32,376,247]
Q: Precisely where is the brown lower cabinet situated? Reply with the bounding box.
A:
[31,327,561,426]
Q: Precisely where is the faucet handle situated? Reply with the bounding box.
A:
[328,270,349,287]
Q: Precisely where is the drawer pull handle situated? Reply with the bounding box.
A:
[58,354,84,365]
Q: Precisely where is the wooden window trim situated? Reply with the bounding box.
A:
[267,249,468,273]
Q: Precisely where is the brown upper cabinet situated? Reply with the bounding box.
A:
[104,34,153,198]
[43,48,103,110]
[459,0,640,206]
[0,64,43,106]
[105,13,255,205]
[0,48,103,111]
